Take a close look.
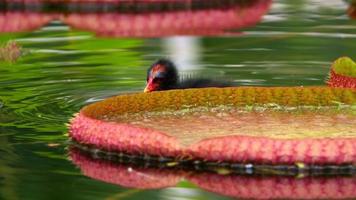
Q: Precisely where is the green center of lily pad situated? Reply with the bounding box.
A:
[103,106,356,146]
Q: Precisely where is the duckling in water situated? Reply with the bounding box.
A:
[144,59,233,92]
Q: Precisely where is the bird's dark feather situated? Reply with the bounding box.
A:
[175,78,233,89]
[147,59,235,91]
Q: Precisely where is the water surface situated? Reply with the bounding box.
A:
[1,0,356,199]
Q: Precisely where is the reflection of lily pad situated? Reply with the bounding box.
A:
[70,149,356,199]
[69,87,356,165]
[348,2,356,19]
[328,57,356,88]
[0,0,271,37]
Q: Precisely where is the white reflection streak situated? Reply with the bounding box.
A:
[305,0,348,10]
[163,36,201,71]
[160,187,201,200]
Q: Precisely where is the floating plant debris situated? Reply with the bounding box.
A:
[0,41,22,63]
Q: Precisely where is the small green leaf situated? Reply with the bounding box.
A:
[333,56,356,77]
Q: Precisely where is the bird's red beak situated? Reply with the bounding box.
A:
[144,78,157,93]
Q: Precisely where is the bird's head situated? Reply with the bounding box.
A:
[144,59,178,92]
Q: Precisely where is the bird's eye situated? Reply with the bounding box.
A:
[155,72,165,79]
[153,78,163,83]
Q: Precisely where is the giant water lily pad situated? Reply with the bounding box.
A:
[69,86,356,165]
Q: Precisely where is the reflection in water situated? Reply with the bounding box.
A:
[163,37,201,71]
[0,12,55,32]
[0,0,272,97]
[0,0,272,37]
[70,148,356,199]
[349,2,356,19]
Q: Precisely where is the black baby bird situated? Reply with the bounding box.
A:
[144,59,233,92]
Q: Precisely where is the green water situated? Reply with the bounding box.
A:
[1,0,356,199]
